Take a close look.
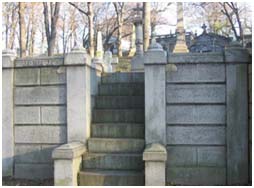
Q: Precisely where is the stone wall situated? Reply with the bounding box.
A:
[165,51,249,185]
[166,62,226,185]
[13,57,67,179]
[2,49,103,180]
[248,61,252,183]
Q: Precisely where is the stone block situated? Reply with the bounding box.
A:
[167,167,226,185]
[15,68,40,86]
[167,146,196,166]
[15,106,40,124]
[15,126,67,144]
[99,83,144,96]
[15,86,66,105]
[166,105,225,124]
[101,72,144,83]
[15,163,53,179]
[145,162,166,186]
[197,146,226,167]
[41,106,66,124]
[167,84,225,103]
[15,144,58,163]
[40,67,66,85]
[15,56,64,67]
[166,64,225,83]
[167,126,225,145]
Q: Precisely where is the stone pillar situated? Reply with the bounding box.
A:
[143,143,167,186]
[131,3,144,71]
[143,36,167,186]
[96,31,104,59]
[225,42,250,185]
[2,49,16,176]
[64,46,92,143]
[173,2,189,53]
[52,142,86,186]
[103,51,113,72]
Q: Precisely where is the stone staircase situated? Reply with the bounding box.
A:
[78,72,145,186]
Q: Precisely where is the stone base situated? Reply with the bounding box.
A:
[173,43,189,53]
[131,55,144,72]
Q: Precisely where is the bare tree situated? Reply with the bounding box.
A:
[69,2,95,57]
[143,2,151,51]
[43,2,61,56]
[18,2,26,57]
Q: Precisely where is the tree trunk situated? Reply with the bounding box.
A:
[18,2,26,57]
[88,2,94,58]
[5,13,9,49]
[117,18,123,57]
[8,7,18,49]
[43,2,60,56]
[143,2,151,51]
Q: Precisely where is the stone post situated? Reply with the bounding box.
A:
[52,142,86,186]
[131,3,144,71]
[96,31,104,59]
[128,24,136,57]
[225,42,250,185]
[173,2,189,53]
[64,46,92,143]
[143,36,167,185]
[103,51,113,72]
[2,49,16,176]
[143,143,167,186]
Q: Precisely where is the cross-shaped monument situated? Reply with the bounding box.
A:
[173,2,189,53]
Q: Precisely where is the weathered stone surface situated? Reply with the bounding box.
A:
[99,83,144,96]
[15,163,53,179]
[166,64,225,83]
[226,64,249,185]
[41,106,66,124]
[101,72,144,83]
[197,146,225,167]
[91,123,144,138]
[3,67,14,176]
[83,153,143,170]
[52,142,86,159]
[93,109,144,123]
[15,56,64,67]
[15,144,58,163]
[15,106,40,124]
[167,167,226,185]
[166,84,225,103]
[95,96,144,109]
[145,162,166,186]
[15,68,40,85]
[167,105,225,124]
[88,138,144,153]
[41,67,66,85]
[79,170,144,186]
[167,146,196,166]
[15,126,67,144]
[145,65,166,145]
[15,86,66,105]
[167,126,225,145]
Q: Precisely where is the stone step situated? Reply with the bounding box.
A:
[98,83,144,96]
[88,138,145,153]
[92,109,144,123]
[82,153,144,170]
[95,96,144,109]
[91,123,144,138]
[101,72,144,83]
[79,170,144,186]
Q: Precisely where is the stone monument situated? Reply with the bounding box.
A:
[128,24,136,57]
[131,3,144,71]
[173,2,189,53]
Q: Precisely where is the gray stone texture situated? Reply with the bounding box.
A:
[167,167,226,185]
[15,106,40,124]
[41,67,66,85]
[15,68,40,86]
[101,72,144,83]
[167,126,225,145]
[15,163,53,179]
[226,64,249,185]
[15,126,67,144]
[145,65,166,145]
[41,106,66,124]
[15,56,64,67]
[15,86,66,105]
[166,64,225,83]
[99,83,144,96]
[167,105,225,124]
[167,84,225,103]
[15,144,58,163]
